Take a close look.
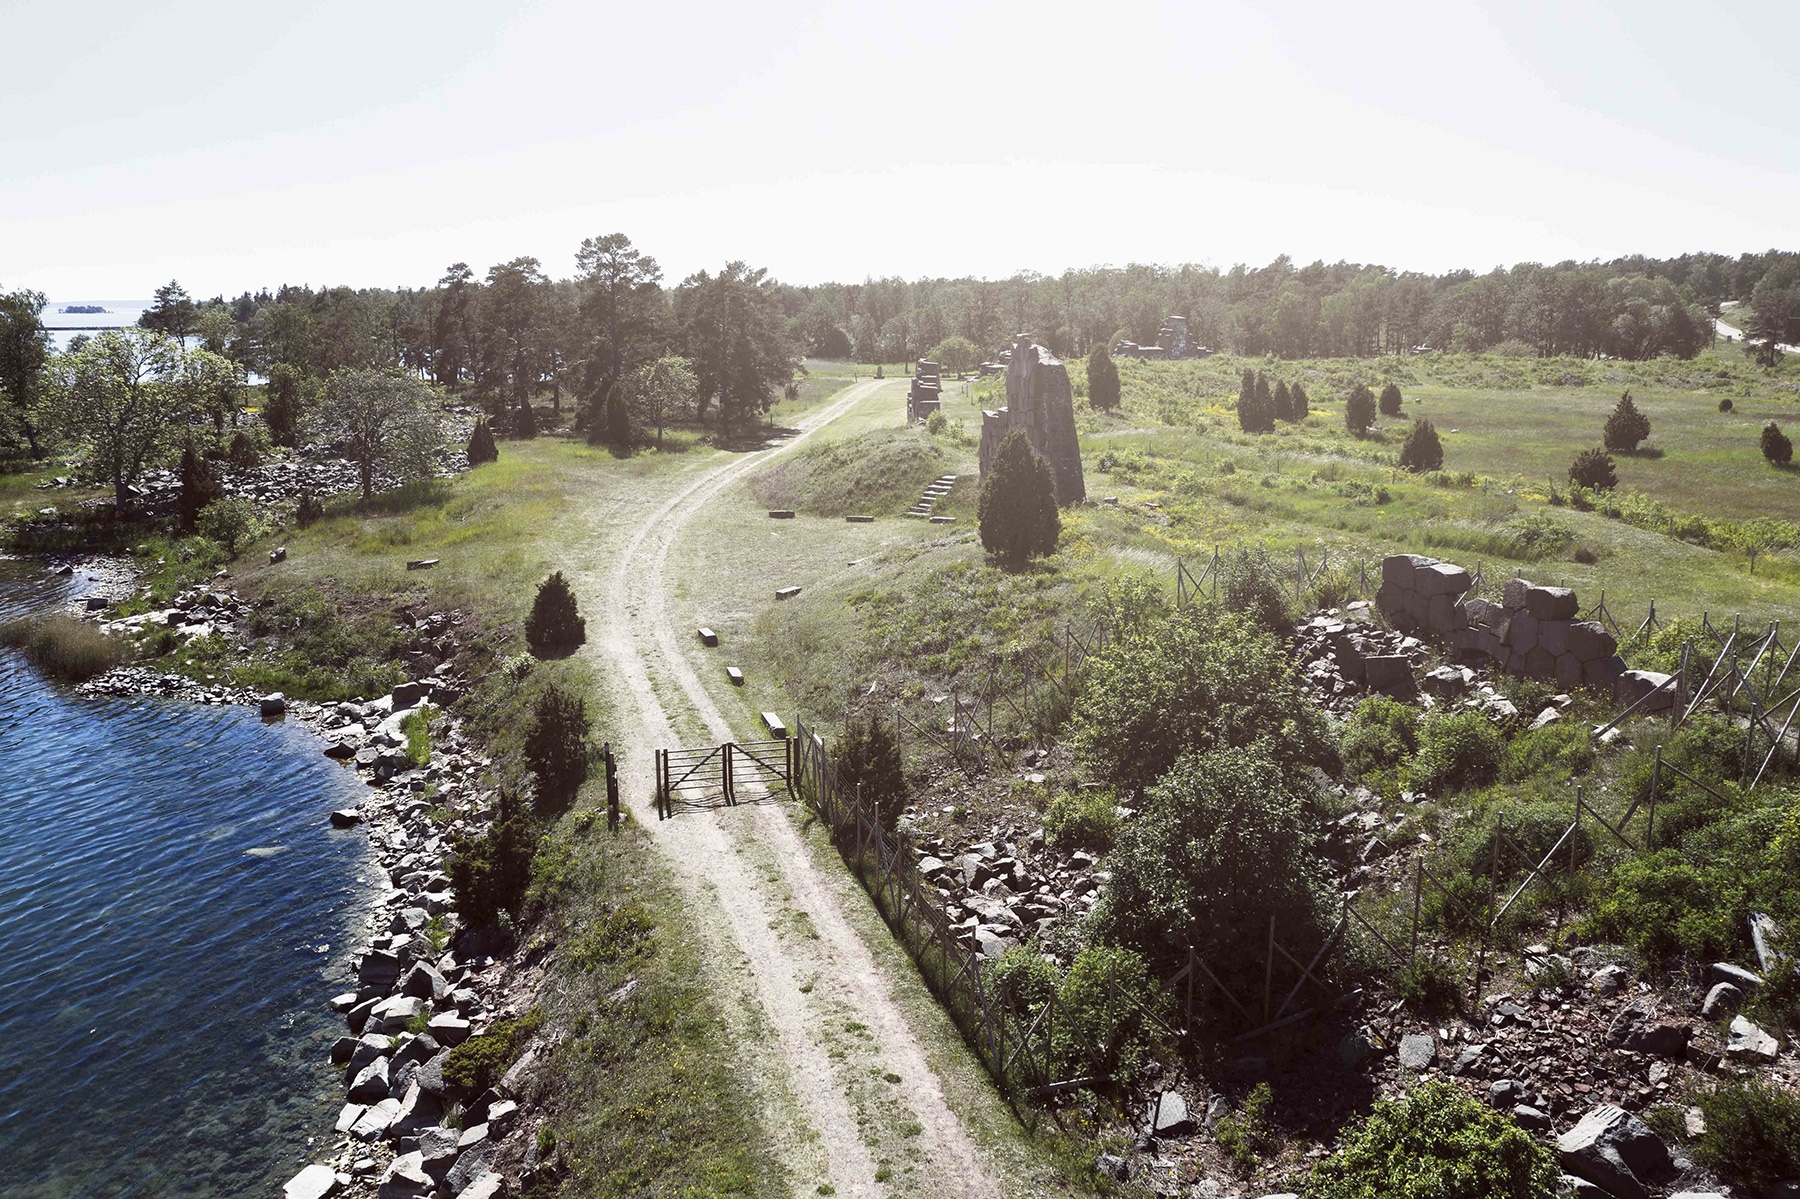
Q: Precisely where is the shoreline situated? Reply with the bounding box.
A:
[20,550,539,1199]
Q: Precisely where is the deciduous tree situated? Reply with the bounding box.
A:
[56,329,187,509]
[930,335,980,377]
[314,368,443,500]
[0,288,51,458]
[623,355,697,449]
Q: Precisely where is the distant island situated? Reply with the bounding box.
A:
[59,305,108,314]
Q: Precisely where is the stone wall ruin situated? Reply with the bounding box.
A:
[908,359,942,423]
[1376,554,1670,706]
[978,334,1086,506]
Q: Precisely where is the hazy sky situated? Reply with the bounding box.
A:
[2,0,1795,297]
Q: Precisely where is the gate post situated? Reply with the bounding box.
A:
[724,743,735,806]
[605,742,619,831]
[654,748,665,820]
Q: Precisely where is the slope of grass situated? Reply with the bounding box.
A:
[747,426,954,517]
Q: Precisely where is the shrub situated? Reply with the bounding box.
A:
[523,685,591,810]
[0,613,125,681]
[1092,748,1331,985]
[1291,381,1310,419]
[1309,1080,1558,1199]
[400,706,433,767]
[1693,1078,1800,1191]
[1218,544,1291,631]
[1586,849,1739,963]
[1044,788,1118,852]
[1345,383,1376,434]
[1569,448,1617,490]
[1394,954,1463,1015]
[177,439,221,532]
[1052,945,1153,1081]
[977,429,1060,566]
[294,492,325,528]
[1342,695,1419,781]
[835,712,905,830]
[1602,391,1651,452]
[1237,370,1273,434]
[1405,710,1505,794]
[448,789,539,926]
[1086,343,1121,411]
[1718,397,1733,412]
[525,571,586,655]
[1762,421,1792,465]
[1071,603,1334,794]
[925,409,948,436]
[196,496,264,557]
[442,1009,544,1094]
[1398,418,1444,473]
[1215,1081,1275,1168]
[1455,800,1592,881]
[466,417,498,465]
[1272,379,1293,422]
[1379,382,1403,416]
[989,944,1059,1016]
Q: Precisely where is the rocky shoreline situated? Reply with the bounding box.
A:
[48,557,543,1199]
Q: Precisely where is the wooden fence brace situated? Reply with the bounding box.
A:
[1473,811,1504,1011]
[1752,690,1800,789]
[1271,914,1347,1023]
[1410,858,1424,962]
[1646,748,1660,848]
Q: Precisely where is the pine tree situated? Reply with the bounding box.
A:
[1086,343,1121,411]
[837,712,906,830]
[178,438,221,532]
[514,395,537,439]
[1762,422,1793,465]
[1569,448,1618,491]
[525,570,586,655]
[1272,379,1293,422]
[1398,418,1444,473]
[466,417,498,465]
[978,429,1061,567]
[1345,384,1376,435]
[1602,391,1651,453]
[1290,382,1309,420]
[523,684,591,811]
[1379,382,1403,417]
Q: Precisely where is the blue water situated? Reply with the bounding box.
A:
[0,559,376,1197]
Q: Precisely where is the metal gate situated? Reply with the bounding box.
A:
[654,738,794,819]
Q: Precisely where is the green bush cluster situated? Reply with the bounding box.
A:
[448,790,540,927]
[1214,1082,1275,1167]
[1044,788,1118,852]
[1341,695,1418,782]
[1693,1078,1800,1191]
[442,1009,544,1093]
[523,684,591,812]
[1406,709,1505,794]
[835,712,905,830]
[1309,1080,1558,1199]
[990,944,1155,1083]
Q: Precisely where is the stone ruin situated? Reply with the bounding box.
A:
[1114,315,1206,361]
[1377,554,1669,705]
[907,359,942,423]
[979,334,1086,506]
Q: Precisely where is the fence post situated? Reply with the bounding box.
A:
[1410,858,1423,964]
[605,742,619,830]
[654,748,665,820]
[1647,747,1661,849]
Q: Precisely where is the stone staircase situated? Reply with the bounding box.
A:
[906,474,958,520]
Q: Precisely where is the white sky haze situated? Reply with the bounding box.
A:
[2,0,1796,296]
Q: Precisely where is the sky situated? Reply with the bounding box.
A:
[2,0,1796,298]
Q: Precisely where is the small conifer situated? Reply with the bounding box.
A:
[1602,391,1651,453]
[1379,382,1403,417]
[525,570,586,655]
[466,417,498,465]
[978,430,1061,567]
[1569,448,1618,490]
[1762,422,1793,466]
[1345,384,1376,435]
[1398,418,1444,473]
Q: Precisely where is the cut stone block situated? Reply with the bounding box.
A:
[698,627,718,647]
[1526,585,1580,621]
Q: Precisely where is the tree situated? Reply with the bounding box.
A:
[431,263,478,386]
[836,712,905,829]
[1345,383,1376,434]
[1290,381,1309,420]
[178,438,221,531]
[676,262,801,440]
[977,429,1061,566]
[1092,748,1331,985]
[525,570,586,655]
[623,355,697,449]
[1379,381,1402,416]
[197,496,264,557]
[1602,391,1651,453]
[466,417,498,465]
[1085,342,1120,411]
[1762,421,1792,466]
[1569,447,1617,490]
[174,345,243,438]
[139,280,198,345]
[601,380,633,451]
[56,329,188,509]
[574,233,664,408]
[0,288,51,458]
[262,363,311,447]
[481,257,551,427]
[1272,379,1293,422]
[930,335,979,377]
[1237,370,1273,433]
[1398,418,1444,473]
[448,789,539,926]
[523,684,591,811]
[315,368,443,500]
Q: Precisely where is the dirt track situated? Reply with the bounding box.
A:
[574,381,1002,1198]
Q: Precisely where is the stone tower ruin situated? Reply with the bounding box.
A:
[978,334,1086,506]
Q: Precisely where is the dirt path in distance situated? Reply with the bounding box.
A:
[571,381,1003,1199]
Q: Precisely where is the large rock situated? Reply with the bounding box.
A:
[1383,554,1436,589]
[1701,982,1744,1019]
[1708,961,1764,991]
[457,1173,506,1199]
[1750,912,1786,974]
[1414,561,1473,598]
[1398,1033,1437,1070]
[1567,621,1617,662]
[401,962,448,1001]
[377,1151,434,1199]
[350,1097,403,1141]
[348,1056,392,1103]
[416,1125,459,1181]
[1540,619,1571,656]
[359,949,402,990]
[978,336,1084,506]
[1502,577,1533,611]
[444,1144,496,1195]
[1364,655,1413,693]
[1145,1091,1193,1137]
[1726,1015,1780,1063]
[1615,671,1675,711]
[283,1163,338,1199]
[1556,1104,1675,1199]
[392,1081,443,1134]
[1526,585,1580,621]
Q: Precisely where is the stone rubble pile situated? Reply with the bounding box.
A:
[1293,601,1431,714]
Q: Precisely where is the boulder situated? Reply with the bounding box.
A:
[1526,586,1580,621]
[346,1034,394,1075]
[1708,961,1764,992]
[350,1097,402,1141]
[1415,561,1473,598]
[444,1145,497,1196]
[1508,612,1540,651]
[1567,622,1617,662]
[359,949,402,991]
[1702,982,1745,1019]
[1726,1015,1780,1063]
[391,1081,443,1134]
[261,692,287,718]
[1540,620,1571,656]
[416,1125,459,1181]
[1364,655,1413,693]
[283,1163,339,1199]
[1513,1104,1552,1133]
[1398,1033,1437,1070]
[347,1056,392,1103]
[1383,554,1436,589]
[1145,1091,1193,1137]
[1615,671,1675,711]
[1555,652,1585,689]
[377,1151,434,1199]
[1559,1177,1609,1199]
[427,1012,472,1046]
[457,1174,506,1199]
[401,962,448,1001]
[1584,655,1627,688]
[1556,1104,1675,1199]
[1750,912,1786,974]
[335,1103,366,1134]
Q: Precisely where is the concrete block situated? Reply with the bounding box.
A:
[1427,593,1458,632]
[1508,612,1540,651]
[1375,582,1404,618]
[1502,577,1533,611]
[1523,645,1557,678]
[1583,655,1626,688]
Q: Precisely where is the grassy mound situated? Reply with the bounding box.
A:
[0,613,125,681]
[748,427,948,516]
